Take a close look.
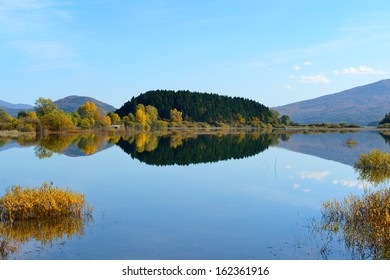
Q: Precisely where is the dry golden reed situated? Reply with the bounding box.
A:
[354,148,390,185]
[0,182,92,223]
[322,188,390,259]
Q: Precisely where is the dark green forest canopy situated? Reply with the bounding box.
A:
[115,90,275,124]
[379,112,390,125]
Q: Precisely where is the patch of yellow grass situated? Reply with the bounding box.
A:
[322,189,390,259]
[0,182,92,223]
[354,148,390,185]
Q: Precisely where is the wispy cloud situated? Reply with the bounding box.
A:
[299,171,330,180]
[299,74,331,84]
[0,0,76,71]
[333,65,385,75]
[294,65,301,71]
[0,0,44,10]
[294,61,312,71]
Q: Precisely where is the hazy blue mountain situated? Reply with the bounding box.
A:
[54,95,117,113]
[274,79,390,126]
[0,101,34,117]
[0,100,33,110]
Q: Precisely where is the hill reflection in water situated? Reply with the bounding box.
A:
[0,130,389,166]
[116,132,279,166]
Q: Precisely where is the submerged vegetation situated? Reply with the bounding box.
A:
[0,182,93,259]
[354,148,390,185]
[321,148,390,259]
[322,189,390,259]
[345,138,357,147]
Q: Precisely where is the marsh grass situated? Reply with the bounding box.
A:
[354,148,390,185]
[345,138,357,147]
[320,148,390,259]
[0,182,93,223]
[0,182,93,259]
[322,189,390,259]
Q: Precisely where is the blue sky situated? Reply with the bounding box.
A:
[1,0,390,108]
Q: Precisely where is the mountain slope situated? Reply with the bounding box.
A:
[54,95,116,113]
[0,101,33,110]
[274,79,390,126]
[0,101,34,117]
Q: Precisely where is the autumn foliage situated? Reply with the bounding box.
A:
[0,182,92,223]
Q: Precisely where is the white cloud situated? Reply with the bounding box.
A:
[285,85,293,90]
[333,65,385,75]
[294,65,301,71]
[302,189,312,193]
[299,74,331,84]
[299,171,330,180]
[292,183,300,189]
[303,61,312,65]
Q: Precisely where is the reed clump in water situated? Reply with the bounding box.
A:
[0,182,92,223]
[354,148,390,185]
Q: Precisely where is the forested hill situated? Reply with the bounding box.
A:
[115,90,275,124]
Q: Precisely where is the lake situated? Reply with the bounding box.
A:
[0,130,389,260]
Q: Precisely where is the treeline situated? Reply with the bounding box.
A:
[379,112,390,127]
[0,91,294,133]
[0,98,121,133]
[116,90,290,127]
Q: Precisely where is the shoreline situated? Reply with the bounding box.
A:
[0,125,389,139]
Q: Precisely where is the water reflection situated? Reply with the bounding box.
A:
[1,130,390,167]
[0,213,92,259]
[379,131,390,145]
[277,130,390,166]
[117,132,279,166]
[32,134,117,158]
[318,151,390,260]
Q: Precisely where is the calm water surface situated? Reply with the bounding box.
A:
[0,130,389,259]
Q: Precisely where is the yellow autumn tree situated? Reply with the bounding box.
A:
[77,102,111,128]
[135,104,148,127]
[145,105,158,123]
[108,112,121,125]
[170,108,183,124]
[77,102,98,120]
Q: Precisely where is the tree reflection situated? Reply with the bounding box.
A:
[35,134,79,158]
[117,132,279,166]
[31,133,118,158]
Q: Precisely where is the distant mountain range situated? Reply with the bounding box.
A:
[274,79,390,126]
[0,101,34,117]
[0,95,116,116]
[0,100,34,110]
[54,95,116,113]
[1,79,389,125]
